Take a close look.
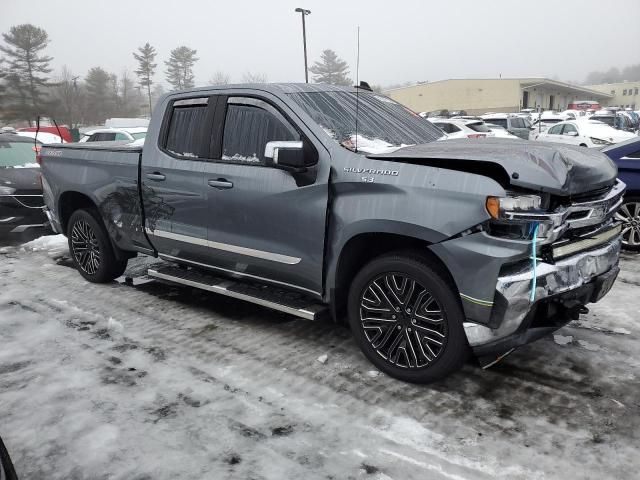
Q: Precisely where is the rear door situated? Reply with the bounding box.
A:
[201,93,330,297]
[141,96,215,266]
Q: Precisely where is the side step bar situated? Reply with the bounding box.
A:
[148,265,328,321]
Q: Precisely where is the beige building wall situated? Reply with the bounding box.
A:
[387,79,611,115]
[585,82,640,109]
[387,79,521,115]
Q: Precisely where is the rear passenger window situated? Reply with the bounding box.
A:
[221,97,298,165]
[165,97,211,159]
[548,124,563,135]
[511,118,525,128]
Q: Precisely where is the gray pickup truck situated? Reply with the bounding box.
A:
[41,83,624,383]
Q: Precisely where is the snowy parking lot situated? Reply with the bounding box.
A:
[0,235,639,479]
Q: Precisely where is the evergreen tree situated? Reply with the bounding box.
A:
[308,49,351,86]
[165,46,198,91]
[0,23,53,123]
[84,67,111,124]
[133,42,157,115]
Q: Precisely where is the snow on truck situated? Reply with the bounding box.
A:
[40,83,624,383]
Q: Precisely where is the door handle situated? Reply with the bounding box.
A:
[146,172,166,181]
[208,179,233,189]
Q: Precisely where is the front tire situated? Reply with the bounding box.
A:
[616,196,640,251]
[348,252,469,383]
[67,209,128,282]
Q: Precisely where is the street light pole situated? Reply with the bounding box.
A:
[295,8,311,83]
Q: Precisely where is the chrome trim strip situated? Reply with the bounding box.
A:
[158,253,320,297]
[0,217,16,223]
[148,268,321,320]
[460,293,494,307]
[146,227,301,265]
[552,224,622,259]
[10,224,46,233]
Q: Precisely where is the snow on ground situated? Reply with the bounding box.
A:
[0,239,639,479]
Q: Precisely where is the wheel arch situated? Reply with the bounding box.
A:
[328,230,458,323]
[59,191,98,234]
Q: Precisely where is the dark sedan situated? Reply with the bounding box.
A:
[602,137,640,251]
[0,134,49,244]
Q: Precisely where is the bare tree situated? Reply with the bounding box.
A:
[242,72,267,84]
[50,65,81,127]
[209,71,230,85]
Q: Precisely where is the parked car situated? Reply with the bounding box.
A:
[17,125,73,143]
[79,127,147,143]
[484,123,520,139]
[41,83,623,383]
[534,120,636,148]
[0,133,48,242]
[529,112,565,136]
[0,435,18,480]
[427,118,494,139]
[15,131,65,144]
[480,113,531,139]
[591,111,636,133]
[602,137,640,251]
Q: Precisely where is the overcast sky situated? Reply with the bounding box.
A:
[2,0,639,87]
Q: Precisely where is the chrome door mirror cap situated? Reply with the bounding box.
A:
[264,141,303,163]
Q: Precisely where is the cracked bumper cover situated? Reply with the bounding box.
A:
[464,238,621,353]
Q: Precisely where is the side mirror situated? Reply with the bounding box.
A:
[264,141,307,172]
[0,436,18,480]
[565,131,579,136]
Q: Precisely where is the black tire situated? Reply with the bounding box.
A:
[579,143,588,147]
[348,252,469,383]
[67,208,128,283]
[617,196,640,252]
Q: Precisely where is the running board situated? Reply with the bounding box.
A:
[147,265,328,321]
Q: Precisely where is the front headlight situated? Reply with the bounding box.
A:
[486,194,542,219]
[590,137,611,145]
[0,186,16,195]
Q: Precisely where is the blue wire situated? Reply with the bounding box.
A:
[530,222,539,302]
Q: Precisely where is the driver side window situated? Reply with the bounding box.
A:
[221,97,299,165]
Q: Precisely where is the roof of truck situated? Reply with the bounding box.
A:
[169,83,362,96]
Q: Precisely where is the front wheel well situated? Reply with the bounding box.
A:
[59,191,98,234]
[331,233,456,323]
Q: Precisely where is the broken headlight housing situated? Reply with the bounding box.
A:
[485,194,551,240]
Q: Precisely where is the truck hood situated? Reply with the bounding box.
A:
[368,138,617,196]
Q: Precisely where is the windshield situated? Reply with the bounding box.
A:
[288,91,443,154]
[131,132,147,140]
[485,118,507,128]
[0,140,39,168]
[467,122,491,133]
[592,116,615,126]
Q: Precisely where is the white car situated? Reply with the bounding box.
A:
[15,131,65,144]
[79,127,147,143]
[533,120,636,148]
[484,124,520,139]
[427,118,494,139]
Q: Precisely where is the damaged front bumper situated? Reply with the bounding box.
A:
[464,237,621,358]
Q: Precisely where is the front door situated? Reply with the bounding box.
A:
[202,93,330,297]
[141,96,215,266]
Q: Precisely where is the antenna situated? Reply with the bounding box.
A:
[354,26,360,153]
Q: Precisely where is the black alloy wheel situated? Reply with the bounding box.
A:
[359,273,448,368]
[67,209,128,283]
[348,252,469,383]
[71,218,101,275]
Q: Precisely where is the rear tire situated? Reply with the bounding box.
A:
[67,208,128,283]
[347,252,469,383]
[616,196,640,252]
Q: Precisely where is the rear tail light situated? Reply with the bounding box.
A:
[467,133,487,139]
[33,145,43,165]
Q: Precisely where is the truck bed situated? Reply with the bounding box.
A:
[40,141,152,254]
